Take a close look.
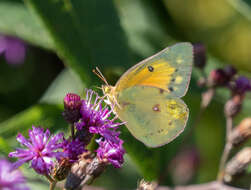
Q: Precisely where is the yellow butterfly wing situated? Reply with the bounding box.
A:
[110,42,193,147]
[115,86,189,147]
[115,42,193,97]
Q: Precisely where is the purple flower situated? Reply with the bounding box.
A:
[0,35,26,65]
[232,76,251,95]
[9,126,65,175]
[76,89,125,143]
[62,138,86,162]
[74,89,126,167]
[0,159,29,190]
[96,139,125,168]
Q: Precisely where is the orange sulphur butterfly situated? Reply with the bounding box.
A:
[95,42,193,147]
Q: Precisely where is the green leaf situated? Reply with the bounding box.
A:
[0,2,54,50]
[0,136,11,156]
[23,0,132,84]
[247,163,251,173]
[115,0,173,58]
[0,103,67,146]
[40,68,84,104]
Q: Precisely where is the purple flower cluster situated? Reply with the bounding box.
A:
[75,89,125,168]
[9,126,65,175]
[0,159,29,190]
[9,89,126,178]
[96,139,125,168]
[207,65,251,96]
[0,34,26,65]
[62,138,86,162]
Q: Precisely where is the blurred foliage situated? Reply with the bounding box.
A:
[0,2,54,50]
[0,0,250,189]
[164,0,251,72]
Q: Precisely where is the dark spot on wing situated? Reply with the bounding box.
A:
[171,78,175,82]
[152,104,161,112]
[159,89,164,94]
[169,104,176,110]
[168,121,172,125]
[144,132,154,138]
[175,68,178,72]
[148,66,154,72]
[169,87,174,92]
[158,129,164,133]
[121,101,130,107]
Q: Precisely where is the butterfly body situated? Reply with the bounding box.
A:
[101,43,193,147]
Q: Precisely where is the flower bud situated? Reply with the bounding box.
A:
[224,147,251,182]
[137,179,157,190]
[193,43,207,69]
[62,93,82,123]
[230,118,251,146]
[231,76,251,95]
[208,66,237,87]
[208,69,228,87]
[223,65,237,80]
[224,96,242,118]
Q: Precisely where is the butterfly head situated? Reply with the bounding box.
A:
[102,84,119,109]
[102,85,116,100]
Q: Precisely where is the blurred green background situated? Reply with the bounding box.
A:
[0,0,250,189]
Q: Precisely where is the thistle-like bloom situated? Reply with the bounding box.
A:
[62,138,86,162]
[9,126,65,175]
[0,34,26,65]
[96,139,125,168]
[0,159,29,190]
[75,89,126,167]
[76,90,124,143]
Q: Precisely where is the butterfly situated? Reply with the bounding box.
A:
[94,42,193,148]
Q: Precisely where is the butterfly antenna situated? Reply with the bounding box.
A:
[92,67,109,85]
[94,86,102,90]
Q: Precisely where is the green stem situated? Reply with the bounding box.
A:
[217,116,233,181]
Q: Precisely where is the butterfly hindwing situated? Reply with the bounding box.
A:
[115,86,189,147]
[115,42,193,98]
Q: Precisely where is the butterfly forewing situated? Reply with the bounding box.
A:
[115,42,193,98]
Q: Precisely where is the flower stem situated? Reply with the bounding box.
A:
[71,124,75,139]
[45,174,57,190]
[217,116,233,181]
[49,181,57,190]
